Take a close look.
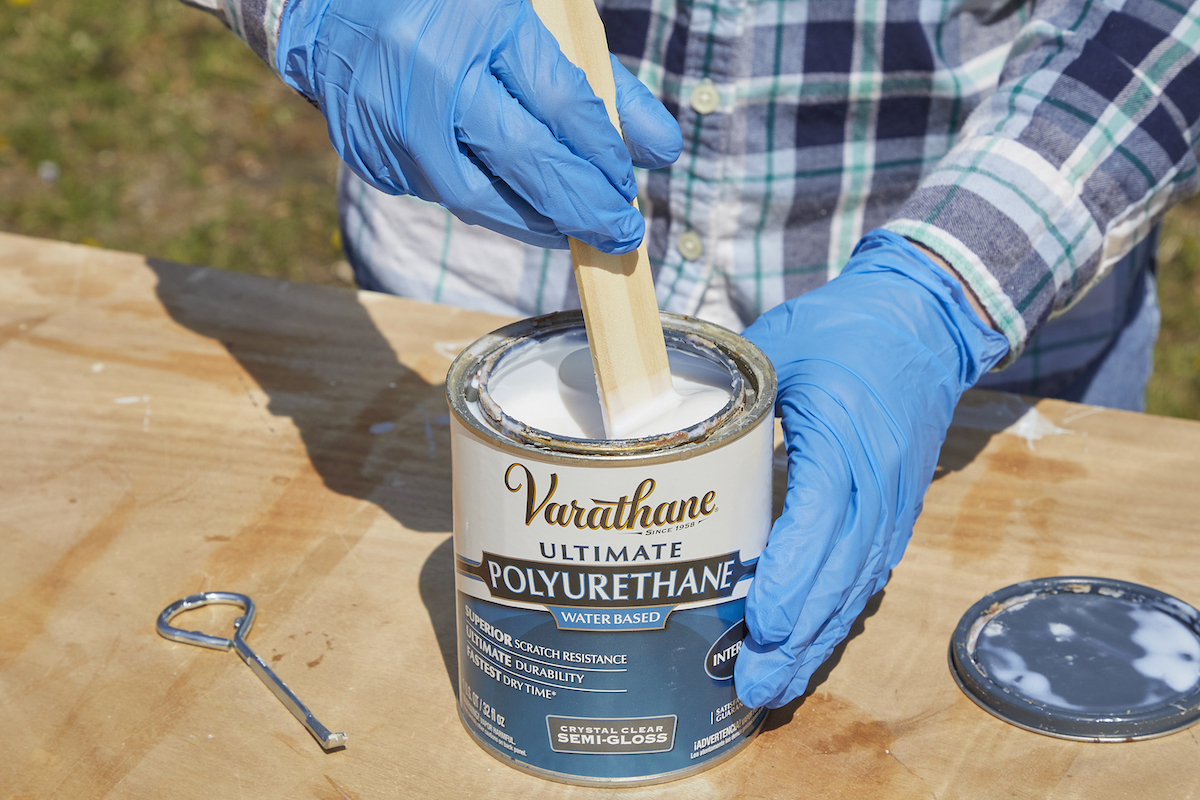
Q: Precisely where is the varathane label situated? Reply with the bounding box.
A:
[451,412,773,782]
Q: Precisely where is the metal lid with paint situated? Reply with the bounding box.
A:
[949,576,1200,741]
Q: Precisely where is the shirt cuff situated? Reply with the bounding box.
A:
[178,0,291,72]
[884,135,1119,367]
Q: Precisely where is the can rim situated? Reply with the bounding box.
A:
[446,311,777,465]
[948,576,1200,741]
[475,326,746,453]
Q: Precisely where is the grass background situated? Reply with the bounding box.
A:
[2,0,1197,419]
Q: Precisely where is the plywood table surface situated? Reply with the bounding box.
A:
[2,231,1198,799]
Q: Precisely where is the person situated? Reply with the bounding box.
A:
[179,0,1200,708]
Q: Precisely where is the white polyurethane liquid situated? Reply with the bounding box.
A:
[488,330,735,440]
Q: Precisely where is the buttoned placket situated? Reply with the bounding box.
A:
[657,0,749,323]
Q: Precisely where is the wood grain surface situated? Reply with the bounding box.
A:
[1,231,1198,799]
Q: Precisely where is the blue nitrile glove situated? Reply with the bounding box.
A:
[735,230,1009,708]
[275,0,682,254]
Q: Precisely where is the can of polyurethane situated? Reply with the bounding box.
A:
[446,310,776,786]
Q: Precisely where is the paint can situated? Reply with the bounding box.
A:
[445,310,776,786]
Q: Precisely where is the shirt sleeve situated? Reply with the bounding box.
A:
[176,0,291,71]
[885,0,1200,364]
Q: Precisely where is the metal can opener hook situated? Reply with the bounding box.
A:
[156,591,347,750]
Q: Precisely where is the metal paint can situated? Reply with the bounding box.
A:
[445,310,776,786]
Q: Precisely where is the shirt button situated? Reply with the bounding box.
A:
[677,231,704,261]
[690,79,720,115]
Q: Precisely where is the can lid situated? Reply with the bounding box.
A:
[949,576,1200,741]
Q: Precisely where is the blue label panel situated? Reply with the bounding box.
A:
[457,592,766,781]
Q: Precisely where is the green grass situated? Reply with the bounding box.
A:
[2,0,1198,418]
[0,0,342,284]
[1148,200,1200,419]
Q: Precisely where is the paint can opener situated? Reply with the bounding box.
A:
[156,591,347,750]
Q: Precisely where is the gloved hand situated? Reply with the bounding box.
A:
[275,0,682,253]
[735,230,1009,708]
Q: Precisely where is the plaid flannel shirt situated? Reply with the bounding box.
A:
[185,0,1200,384]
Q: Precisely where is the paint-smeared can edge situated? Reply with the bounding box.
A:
[445,310,777,467]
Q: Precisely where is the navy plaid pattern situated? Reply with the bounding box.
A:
[606,0,1199,365]
[191,0,1200,379]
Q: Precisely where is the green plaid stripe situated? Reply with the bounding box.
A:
[884,0,1199,362]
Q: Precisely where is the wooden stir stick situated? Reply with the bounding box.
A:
[529,0,676,439]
